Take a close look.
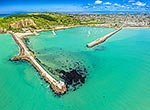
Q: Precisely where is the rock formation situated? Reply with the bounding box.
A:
[0,28,6,33]
[10,19,36,29]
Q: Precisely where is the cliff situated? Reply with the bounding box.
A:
[10,19,36,29]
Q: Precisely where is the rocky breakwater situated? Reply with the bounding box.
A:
[87,27,122,48]
[9,32,67,95]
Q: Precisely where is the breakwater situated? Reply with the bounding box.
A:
[87,27,122,48]
[9,31,67,94]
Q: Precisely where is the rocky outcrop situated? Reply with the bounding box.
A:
[10,19,36,29]
[0,28,6,33]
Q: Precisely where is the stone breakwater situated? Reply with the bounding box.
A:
[87,27,122,48]
[9,31,67,95]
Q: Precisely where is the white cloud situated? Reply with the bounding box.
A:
[121,5,125,8]
[95,0,103,4]
[104,2,112,5]
[93,6,96,8]
[84,6,89,9]
[128,0,135,3]
[132,1,146,6]
[87,3,91,6]
[114,3,120,7]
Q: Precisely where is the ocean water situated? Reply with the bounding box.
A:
[0,14,9,17]
[0,27,150,110]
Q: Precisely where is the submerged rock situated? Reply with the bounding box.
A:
[27,48,89,93]
[56,64,88,91]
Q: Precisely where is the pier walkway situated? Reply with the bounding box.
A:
[86,15,129,48]
[87,27,122,48]
[10,32,67,94]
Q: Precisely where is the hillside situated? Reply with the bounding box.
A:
[0,12,150,33]
[0,13,81,32]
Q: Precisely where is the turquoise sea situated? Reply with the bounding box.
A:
[0,27,150,110]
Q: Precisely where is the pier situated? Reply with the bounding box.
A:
[87,27,122,48]
[9,32,67,94]
[87,15,129,48]
[52,30,56,36]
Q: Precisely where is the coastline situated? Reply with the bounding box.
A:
[87,25,150,29]
[1,25,150,35]
[123,26,150,29]
[1,12,150,34]
[1,25,150,37]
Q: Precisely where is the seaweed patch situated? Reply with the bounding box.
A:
[56,62,88,91]
[31,48,89,93]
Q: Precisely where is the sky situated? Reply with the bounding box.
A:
[0,0,150,13]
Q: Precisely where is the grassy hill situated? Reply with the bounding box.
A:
[0,12,150,33]
[0,13,81,32]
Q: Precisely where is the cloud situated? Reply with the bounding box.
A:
[95,0,102,5]
[104,2,112,5]
[132,1,146,6]
[128,0,135,3]
[84,6,89,9]
[93,6,96,8]
[114,3,120,7]
[87,3,91,6]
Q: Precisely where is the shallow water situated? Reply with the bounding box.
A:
[0,27,150,110]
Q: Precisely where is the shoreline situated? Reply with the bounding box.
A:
[123,26,150,29]
[1,12,150,34]
[1,25,150,34]
[87,25,150,29]
[32,26,150,34]
[1,24,150,35]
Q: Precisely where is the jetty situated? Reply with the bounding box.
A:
[9,31,67,94]
[87,27,122,48]
[87,15,129,48]
[52,30,56,36]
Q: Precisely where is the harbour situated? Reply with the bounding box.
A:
[0,27,150,110]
